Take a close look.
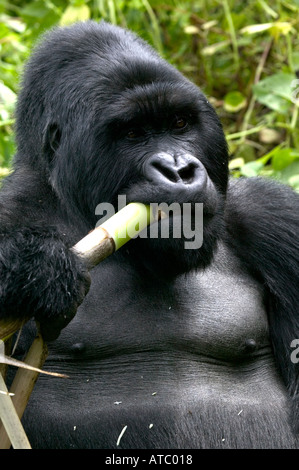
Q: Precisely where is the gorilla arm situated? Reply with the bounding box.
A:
[0,187,154,340]
[225,176,299,431]
[0,167,91,342]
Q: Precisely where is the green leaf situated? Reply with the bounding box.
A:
[270,21,293,38]
[201,40,230,56]
[240,161,265,177]
[288,174,299,190]
[253,72,296,113]
[60,5,91,26]
[240,21,293,38]
[271,148,299,171]
[184,25,200,35]
[241,23,273,35]
[0,14,26,33]
[275,161,299,185]
[224,91,247,113]
[0,82,16,108]
[0,168,10,178]
[228,157,245,170]
[20,1,52,18]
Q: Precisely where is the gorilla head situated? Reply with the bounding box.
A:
[15,21,229,277]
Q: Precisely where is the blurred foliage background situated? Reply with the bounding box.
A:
[0,0,299,188]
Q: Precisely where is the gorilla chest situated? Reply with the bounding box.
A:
[64,245,270,363]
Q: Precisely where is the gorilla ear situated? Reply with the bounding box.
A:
[43,123,62,160]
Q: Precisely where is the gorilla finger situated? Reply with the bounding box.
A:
[38,304,78,341]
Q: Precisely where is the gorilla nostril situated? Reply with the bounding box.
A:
[178,163,197,184]
[145,153,205,188]
[152,161,179,183]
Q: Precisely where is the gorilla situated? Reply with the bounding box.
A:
[1,20,299,449]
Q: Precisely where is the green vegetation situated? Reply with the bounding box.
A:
[0,0,299,188]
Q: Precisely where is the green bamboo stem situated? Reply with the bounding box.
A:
[0,373,31,449]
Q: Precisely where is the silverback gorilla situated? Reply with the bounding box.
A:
[1,21,299,449]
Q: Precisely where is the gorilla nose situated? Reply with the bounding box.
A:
[144,153,207,189]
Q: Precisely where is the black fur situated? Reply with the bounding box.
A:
[1,21,299,448]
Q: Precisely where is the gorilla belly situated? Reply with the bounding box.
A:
[20,243,299,448]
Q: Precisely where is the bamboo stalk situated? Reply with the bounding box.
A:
[0,371,31,449]
[0,334,49,448]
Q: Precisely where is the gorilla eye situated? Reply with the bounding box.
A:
[127,129,142,139]
[173,117,188,130]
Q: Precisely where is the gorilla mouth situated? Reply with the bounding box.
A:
[123,175,221,218]
[96,175,223,256]
[117,181,224,277]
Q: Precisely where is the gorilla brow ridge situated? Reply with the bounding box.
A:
[104,83,203,129]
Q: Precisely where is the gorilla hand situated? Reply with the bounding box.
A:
[0,227,91,341]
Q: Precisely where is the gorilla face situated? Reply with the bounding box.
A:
[16,21,229,277]
[96,79,228,276]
